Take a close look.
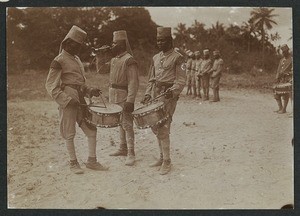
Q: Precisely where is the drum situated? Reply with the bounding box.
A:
[85,103,122,128]
[273,82,292,95]
[132,101,168,129]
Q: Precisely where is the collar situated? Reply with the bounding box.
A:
[161,48,174,57]
[116,51,128,58]
[62,49,77,59]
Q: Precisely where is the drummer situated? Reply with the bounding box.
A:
[45,26,108,174]
[274,44,293,114]
[108,30,139,166]
[141,27,186,175]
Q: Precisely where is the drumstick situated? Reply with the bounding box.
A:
[99,93,107,108]
[80,104,106,108]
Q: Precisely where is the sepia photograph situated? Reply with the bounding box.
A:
[6,6,294,209]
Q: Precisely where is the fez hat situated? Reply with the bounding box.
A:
[59,25,87,53]
[157,27,172,38]
[281,44,289,52]
[213,50,220,55]
[203,49,210,55]
[194,51,201,56]
[113,30,133,56]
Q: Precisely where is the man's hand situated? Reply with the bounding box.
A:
[141,95,151,104]
[68,98,79,107]
[165,88,173,99]
[123,102,134,113]
[89,88,102,97]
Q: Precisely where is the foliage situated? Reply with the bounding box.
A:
[173,8,280,73]
[7,7,157,75]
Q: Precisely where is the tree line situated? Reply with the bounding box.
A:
[7,7,282,75]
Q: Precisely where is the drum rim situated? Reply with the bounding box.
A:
[132,101,164,115]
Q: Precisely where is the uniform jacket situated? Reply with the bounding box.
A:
[45,50,87,108]
[276,55,293,81]
[199,58,212,76]
[109,51,139,104]
[185,58,193,75]
[195,59,202,76]
[210,58,224,78]
[145,49,186,98]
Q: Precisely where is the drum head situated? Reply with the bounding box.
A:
[89,103,122,113]
[132,101,164,115]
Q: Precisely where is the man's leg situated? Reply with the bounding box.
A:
[274,94,283,113]
[109,126,128,156]
[278,94,289,114]
[60,105,84,174]
[157,120,172,175]
[150,127,163,167]
[80,121,108,171]
[122,112,135,166]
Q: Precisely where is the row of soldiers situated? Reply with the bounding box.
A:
[184,49,224,102]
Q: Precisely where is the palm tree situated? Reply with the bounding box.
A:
[241,18,258,53]
[209,21,225,39]
[250,7,278,69]
[174,23,190,48]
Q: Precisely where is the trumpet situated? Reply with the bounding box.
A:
[91,45,111,56]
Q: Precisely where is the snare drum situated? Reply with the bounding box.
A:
[85,103,122,128]
[132,101,168,129]
[273,82,292,95]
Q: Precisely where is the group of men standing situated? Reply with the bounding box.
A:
[185,49,224,102]
[45,25,185,175]
[45,24,293,177]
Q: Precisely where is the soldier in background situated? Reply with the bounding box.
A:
[108,30,139,166]
[273,44,293,114]
[45,26,107,174]
[141,27,186,175]
[191,52,197,98]
[194,51,202,99]
[198,49,212,101]
[185,51,193,96]
[209,50,224,102]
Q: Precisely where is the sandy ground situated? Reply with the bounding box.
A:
[7,88,294,209]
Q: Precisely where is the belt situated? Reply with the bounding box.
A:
[61,83,82,91]
[61,83,86,104]
[110,83,128,91]
[155,81,173,92]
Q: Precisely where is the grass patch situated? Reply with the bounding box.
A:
[7,70,275,101]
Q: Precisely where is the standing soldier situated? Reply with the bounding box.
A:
[194,51,202,99]
[141,27,186,175]
[45,25,108,174]
[198,49,212,101]
[191,52,197,98]
[209,50,224,102]
[273,44,293,114]
[108,30,139,166]
[185,51,193,96]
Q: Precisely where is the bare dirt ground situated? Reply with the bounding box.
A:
[7,88,293,209]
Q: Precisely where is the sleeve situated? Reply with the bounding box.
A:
[45,60,72,108]
[145,60,155,96]
[275,59,282,79]
[126,58,139,103]
[214,59,224,76]
[172,55,186,96]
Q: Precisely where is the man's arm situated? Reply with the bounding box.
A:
[45,60,72,108]
[171,55,186,96]
[145,60,155,96]
[126,58,139,103]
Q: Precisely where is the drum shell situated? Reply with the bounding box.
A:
[273,82,292,95]
[86,107,122,128]
[132,103,168,129]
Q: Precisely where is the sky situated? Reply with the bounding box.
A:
[146,7,293,48]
